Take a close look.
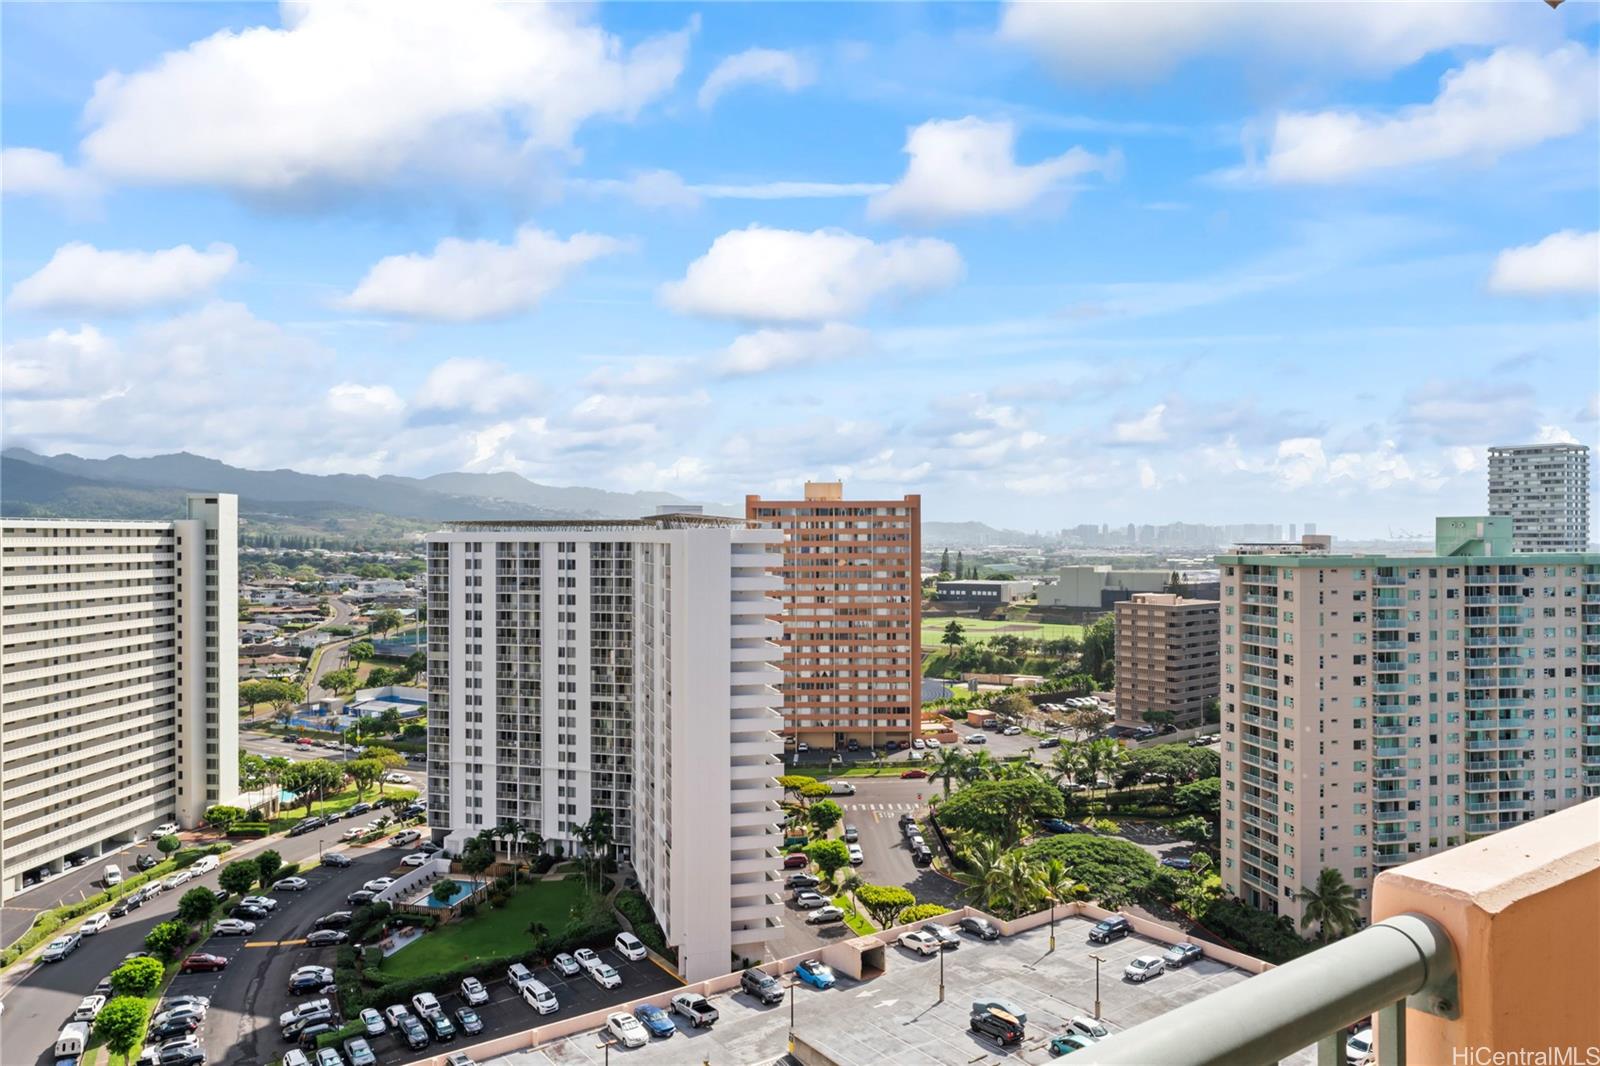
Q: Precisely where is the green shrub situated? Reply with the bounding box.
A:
[1200,897,1314,964]
[898,903,952,923]
[1016,834,1164,909]
[614,891,670,958]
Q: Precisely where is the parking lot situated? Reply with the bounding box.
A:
[472,914,1316,1066]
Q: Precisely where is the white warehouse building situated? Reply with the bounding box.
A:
[424,512,787,981]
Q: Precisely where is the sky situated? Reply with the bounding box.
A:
[2,1,1597,537]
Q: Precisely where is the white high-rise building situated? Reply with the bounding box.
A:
[1216,518,1599,929]
[1489,443,1591,552]
[0,493,239,902]
[425,513,786,981]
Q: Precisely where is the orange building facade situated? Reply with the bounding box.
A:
[746,483,921,750]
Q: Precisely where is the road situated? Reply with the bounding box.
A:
[0,839,163,953]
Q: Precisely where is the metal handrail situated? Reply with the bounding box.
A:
[1079,914,1457,1066]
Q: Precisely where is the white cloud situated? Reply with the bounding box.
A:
[570,390,709,426]
[0,147,102,210]
[0,325,119,398]
[697,48,811,109]
[693,180,889,200]
[720,323,872,376]
[1488,229,1600,296]
[413,358,540,418]
[661,226,962,323]
[325,383,405,420]
[1257,45,1599,184]
[868,117,1117,224]
[577,170,887,208]
[998,2,1527,84]
[1534,424,1580,445]
[8,241,237,313]
[581,357,691,391]
[339,226,622,321]
[78,3,691,195]
[1137,459,1160,490]
[1111,403,1169,444]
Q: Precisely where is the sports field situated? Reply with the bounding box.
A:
[920,617,1084,644]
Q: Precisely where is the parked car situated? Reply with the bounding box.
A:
[521,980,559,1015]
[401,853,428,867]
[358,1008,386,1037]
[459,977,489,1006]
[289,971,332,995]
[280,1000,334,1028]
[614,931,648,961]
[843,824,859,843]
[1163,942,1204,969]
[345,890,377,906]
[233,904,269,922]
[42,933,82,962]
[282,1050,312,1066]
[1088,916,1131,943]
[970,1007,1024,1046]
[148,1016,200,1041]
[846,843,865,865]
[922,923,961,949]
[740,967,784,1004]
[1346,1028,1373,1065]
[273,877,309,891]
[897,931,941,956]
[134,853,160,871]
[551,954,581,978]
[154,822,180,836]
[80,913,111,936]
[1049,1033,1097,1056]
[110,897,137,918]
[362,878,395,892]
[912,846,933,866]
[150,1041,205,1066]
[411,992,443,1017]
[422,1010,457,1042]
[507,962,538,990]
[306,929,349,946]
[382,1004,413,1029]
[73,995,107,1022]
[283,1010,334,1039]
[1038,817,1077,835]
[454,1007,483,1035]
[1065,1016,1111,1040]
[794,891,828,909]
[785,873,821,890]
[1160,856,1193,870]
[795,959,836,989]
[342,1037,377,1066]
[1038,736,1061,748]
[1124,955,1166,982]
[965,733,988,745]
[670,993,719,1028]
[633,1003,676,1038]
[398,1016,429,1050]
[315,911,353,929]
[322,852,353,868]
[806,905,845,925]
[899,769,928,779]
[959,916,1000,940]
[574,947,600,970]
[829,781,857,796]
[588,962,622,990]
[783,852,809,869]
[298,1024,338,1050]
[605,1011,648,1049]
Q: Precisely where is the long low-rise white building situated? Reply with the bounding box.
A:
[0,493,239,902]
[425,511,786,981]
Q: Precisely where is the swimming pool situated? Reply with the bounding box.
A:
[409,877,484,909]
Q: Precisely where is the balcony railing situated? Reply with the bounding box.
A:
[1081,914,1456,1066]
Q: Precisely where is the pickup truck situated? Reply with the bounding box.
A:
[670,993,719,1028]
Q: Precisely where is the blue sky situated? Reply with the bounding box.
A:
[2,2,1596,536]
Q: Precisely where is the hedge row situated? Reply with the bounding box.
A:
[614,890,671,961]
[0,843,231,969]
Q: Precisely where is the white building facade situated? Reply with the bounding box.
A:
[1489,442,1591,552]
[0,494,239,902]
[425,514,786,981]
[1216,519,1599,930]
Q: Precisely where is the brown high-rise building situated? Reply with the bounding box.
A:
[1113,592,1219,729]
[746,482,921,749]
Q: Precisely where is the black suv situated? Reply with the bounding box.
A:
[740,968,784,1005]
[1089,916,1132,943]
[134,854,159,871]
[969,1008,1024,1046]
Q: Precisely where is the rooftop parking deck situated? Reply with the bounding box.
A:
[441,913,1312,1066]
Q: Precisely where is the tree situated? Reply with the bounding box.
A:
[1080,614,1116,684]
[321,667,360,696]
[1296,867,1360,943]
[240,679,289,712]
[144,920,189,960]
[1063,705,1109,740]
[927,747,969,800]
[838,871,865,912]
[954,551,964,579]
[238,753,267,797]
[807,799,843,835]
[994,852,1046,917]
[1174,777,1222,818]
[204,805,245,833]
[855,884,915,928]
[941,621,966,654]
[108,956,164,997]
[431,879,462,906]
[404,651,426,680]
[266,680,306,718]
[803,839,851,881]
[370,608,404,636]
[1080,737,1128,804]
[1017,834,1163,910]
[898,903,951,924]
[364,747,406,795]
[988,691,1033,727]
[938,549,950,576]
[156,834,182,856]
[461,845,494,877]
[954,838,1008,907]
[256,849,284,887]
[1172,815,1213,847]
[366,666,405,688]
[1039,857,1079,931]
[95,997,150,1059]
[345,758,383,799]
[178,886,219,925]
[219,861,259,897]
[376,707,404,735]
[936,777,1064,847]
[1203,697,1221,725]
[347,641,376,664]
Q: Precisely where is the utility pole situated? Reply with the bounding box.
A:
[1089,953,1105,1019]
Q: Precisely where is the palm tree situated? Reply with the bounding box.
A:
[941,620,965,653]
[961,749,997,783]
[994,852,1045,918]
[264,756,291,816]
[838,872,864,913]
[1048,743,1087,790]
[1038,857,1077,949]
[1296,867,1360,943]
[1080,737,1127,808]
[953,838,1009,911]
[928,747,969,799]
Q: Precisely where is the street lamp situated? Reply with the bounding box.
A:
[938,943,946,1003]
[1088,953,1105,1019]
[1048,896,1057,952]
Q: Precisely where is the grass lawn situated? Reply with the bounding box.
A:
[831,895,875,936]
[265,785,418,833]
[374,877,590,981]
[921,618,1084,643]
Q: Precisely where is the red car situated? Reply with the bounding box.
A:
[180,953,228,973]
[900,769,928,779]
[782,853,809,869]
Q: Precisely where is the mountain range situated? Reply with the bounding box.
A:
[1,447,1024,548]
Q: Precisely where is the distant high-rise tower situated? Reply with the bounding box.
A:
[1304,523,1317,536]
[1288,524,1297,541]
[1488,443,1590,551]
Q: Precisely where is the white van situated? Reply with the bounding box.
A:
[103,864,122,887]
[521,979,559,1015]
[191,855,219,875]
[55,1022,89,1060]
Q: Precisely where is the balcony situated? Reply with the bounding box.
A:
[1373,766,1408,780]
